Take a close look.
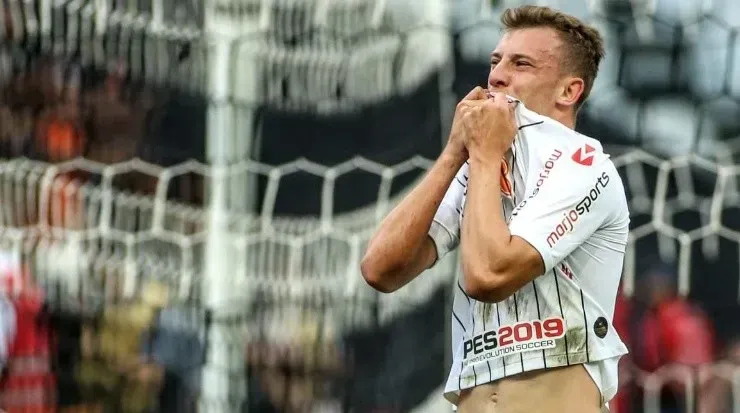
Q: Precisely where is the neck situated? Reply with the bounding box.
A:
[550,111,576,130]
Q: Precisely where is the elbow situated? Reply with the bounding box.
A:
[463,262,511,303]
[360,256,399,294]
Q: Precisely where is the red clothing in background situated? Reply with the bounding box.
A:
[611,293,715,413]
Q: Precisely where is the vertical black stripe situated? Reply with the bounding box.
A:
[511,147,517,201]
[457,281,470,304]
[471,303,477,386]
[456,292,467,392]
[512,293,524,370]
[580,289,590,363]
[495,303,507,377]
[452,311,466,332]
[482,305,493,382]
[531,281,546,368]
[553,270,570,365]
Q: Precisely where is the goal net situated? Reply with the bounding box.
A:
[1,0,740,412]
[0,147,739,411]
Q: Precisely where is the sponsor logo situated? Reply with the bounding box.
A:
[511,149,563,217]
[593,317,609,339]
[571,144,596,166]
[560,263,574,279]
[462,317,566,367]
[546,171,610,248]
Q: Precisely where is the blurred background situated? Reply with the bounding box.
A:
[0,0,739,412]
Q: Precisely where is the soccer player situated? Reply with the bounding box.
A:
[360,5,629,413]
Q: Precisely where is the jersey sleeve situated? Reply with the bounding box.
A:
[428,163,468,264]
[508,157,622,274]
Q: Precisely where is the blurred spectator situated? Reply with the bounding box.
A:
[0,262,56,413]
[141,303,206,413]
[76,281,170,413]
[0,52,160,166]
[84,62,149,164]
[0,103,33,158]
[34,64,86,162]
[245,310,345,413]
[613,261,717,413]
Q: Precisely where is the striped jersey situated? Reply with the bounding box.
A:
[428,99,630,406]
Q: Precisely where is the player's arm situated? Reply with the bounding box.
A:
[360,150,464,293]
[462,152,618,303]
[459,93,618,302]
[361,87,487,293]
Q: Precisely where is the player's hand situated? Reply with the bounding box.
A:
[445,86,489,163]
[461,92,518,162]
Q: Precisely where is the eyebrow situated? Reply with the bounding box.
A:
[490,52,536,62]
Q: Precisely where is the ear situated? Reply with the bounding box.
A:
[557,77,585,109]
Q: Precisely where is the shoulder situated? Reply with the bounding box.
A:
[525,136,628,220]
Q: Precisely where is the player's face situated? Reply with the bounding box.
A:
[487,27,572,119]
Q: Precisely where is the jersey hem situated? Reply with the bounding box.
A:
[443,348,628,406]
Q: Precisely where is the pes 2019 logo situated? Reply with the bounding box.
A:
[462,317,566,367]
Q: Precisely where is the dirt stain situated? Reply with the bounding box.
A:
[505,297,517,319]
[477,303,494,326]
[547,327,587,366]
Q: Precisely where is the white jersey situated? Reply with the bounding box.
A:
[429,100,630,406]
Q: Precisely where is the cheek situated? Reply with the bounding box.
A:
[512,74,544,96]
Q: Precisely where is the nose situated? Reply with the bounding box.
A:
[488,64,509,90]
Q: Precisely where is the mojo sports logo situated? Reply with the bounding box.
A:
[546,171,611,248]
[462,317,565,367]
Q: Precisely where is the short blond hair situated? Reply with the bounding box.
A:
[501,5,605,109]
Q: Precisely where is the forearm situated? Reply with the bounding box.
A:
[361,149,465,291]
[461,155,514,299]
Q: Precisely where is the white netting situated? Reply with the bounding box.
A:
[1,150,740,410]
[1,147,739,318]
[3,0,740,411]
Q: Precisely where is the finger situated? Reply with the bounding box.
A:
[463,86,487,101]
[460,99,489,108]
[491,94,511,110]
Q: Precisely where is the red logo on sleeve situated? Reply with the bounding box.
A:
[571,144,596,166]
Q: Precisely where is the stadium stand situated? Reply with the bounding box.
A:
[1,0,740,412]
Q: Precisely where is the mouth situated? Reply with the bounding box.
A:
[486,91,520,106]
[486,87,508,98]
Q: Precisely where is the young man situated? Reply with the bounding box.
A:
[361,5,629,413]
